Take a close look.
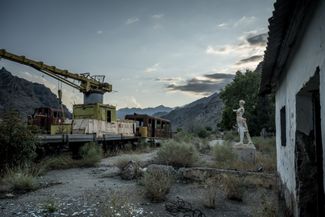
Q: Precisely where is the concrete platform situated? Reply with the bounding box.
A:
[232,143,256,163]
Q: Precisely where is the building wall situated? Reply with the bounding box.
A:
[275,1,325,215]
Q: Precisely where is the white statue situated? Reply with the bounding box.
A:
[233,100,253,145]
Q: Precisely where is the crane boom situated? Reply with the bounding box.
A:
[0,49,112,95]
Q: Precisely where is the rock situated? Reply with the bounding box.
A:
[5,193,14,198]
[146,164,177,177]
[121,161,140,180]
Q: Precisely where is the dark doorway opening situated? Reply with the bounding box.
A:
[295,69,324,217]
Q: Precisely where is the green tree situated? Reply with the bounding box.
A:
[219,70,274,136]
[0,111,38,173]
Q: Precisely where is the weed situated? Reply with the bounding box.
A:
[2,167,39,192]
[254,193,277,217]
[79,142,103,166]
[203,176,221,209]
[102,191,145,217]
[42,199,58,213]
[157,140,199,167]
[142,169,173,202]
[222,175,244,201]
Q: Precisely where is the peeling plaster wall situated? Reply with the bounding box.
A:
[275,1,325,215]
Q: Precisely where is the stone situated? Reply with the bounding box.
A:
[232,143,256,163]
[120,160,140,180]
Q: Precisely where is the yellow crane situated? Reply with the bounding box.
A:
[0,49,118,134]
[0,49,112,104]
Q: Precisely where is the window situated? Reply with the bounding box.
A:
[280,106,286,146]
[107,110,111,122]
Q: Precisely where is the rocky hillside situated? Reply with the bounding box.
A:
[162,92,223,131]
[117,105,173,119]
[0,67,71,119]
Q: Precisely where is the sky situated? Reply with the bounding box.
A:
[0,0,275,110]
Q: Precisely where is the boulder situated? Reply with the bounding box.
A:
[120,160,140,180]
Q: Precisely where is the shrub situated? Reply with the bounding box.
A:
[102,192,145,217]
[42,199,58,213]
[0,111,38,173]
[197,129,209,138]
[173,131,193,143]
[142,169,173,202]
[44,154,78,170]
[222,175,244,201]
[223,130,238,141]
[114,155,139,170]
[157,140,198,167]
[203,176,221,209]
[2,167,39,192]
[213,142,236,163]
[79,142,102,166]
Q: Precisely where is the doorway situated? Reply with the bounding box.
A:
[295,69,324,216]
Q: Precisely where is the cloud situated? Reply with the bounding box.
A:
[144,63,160,73]
[152,13,164,19]
[206,32,267,58]
[246,33,268,45]
[164,73,234,95]
[236,55,263,65]
[126,17,139,25]
[217,22,228,28]
[233,16,256,27]
[96,30,103,35]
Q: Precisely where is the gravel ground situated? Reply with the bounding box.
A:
[0,150,277,217]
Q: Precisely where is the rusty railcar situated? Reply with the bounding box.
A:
[125,114,172,138]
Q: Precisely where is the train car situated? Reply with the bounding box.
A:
[125,114,172,138]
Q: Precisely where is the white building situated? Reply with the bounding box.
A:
[260,0,325,216]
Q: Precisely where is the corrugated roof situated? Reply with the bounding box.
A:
[260,0,318,95]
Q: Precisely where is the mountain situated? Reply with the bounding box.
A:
[117,105,173,119]
[162,92,223,131]
[0,67,71,119]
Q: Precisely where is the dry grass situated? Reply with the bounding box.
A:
[203,176,222,209]
[157,140,199,167]
[253,193,278,217]
[213,142,236,163]
[2,167,39,192]
[142,169,174,202]
[222,175,244,201]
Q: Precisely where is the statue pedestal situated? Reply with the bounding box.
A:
[232,143,256,163]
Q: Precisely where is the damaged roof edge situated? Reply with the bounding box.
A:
[260,0,318,95]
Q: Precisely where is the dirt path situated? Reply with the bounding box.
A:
[0,150,275,217]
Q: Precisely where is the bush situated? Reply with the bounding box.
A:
[114,155,139,170]
[197,129,209,138]
[157,140,198,167]
[213,142,236,163]
[79,142,102,166]
[0,111,38,173]
[223,130,237,141]
[203,176,221,209]
[142,169,173,202]
[42,199,58,213]
[223,175,244,201]
[2,167,39,192]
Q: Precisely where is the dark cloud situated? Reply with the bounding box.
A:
[167,74,234,95]
[236,55,263,65]
[246,33,268,45]
[203,73,234,80]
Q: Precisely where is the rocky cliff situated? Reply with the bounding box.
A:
[0,67,71,119]
[162,92,223,131]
